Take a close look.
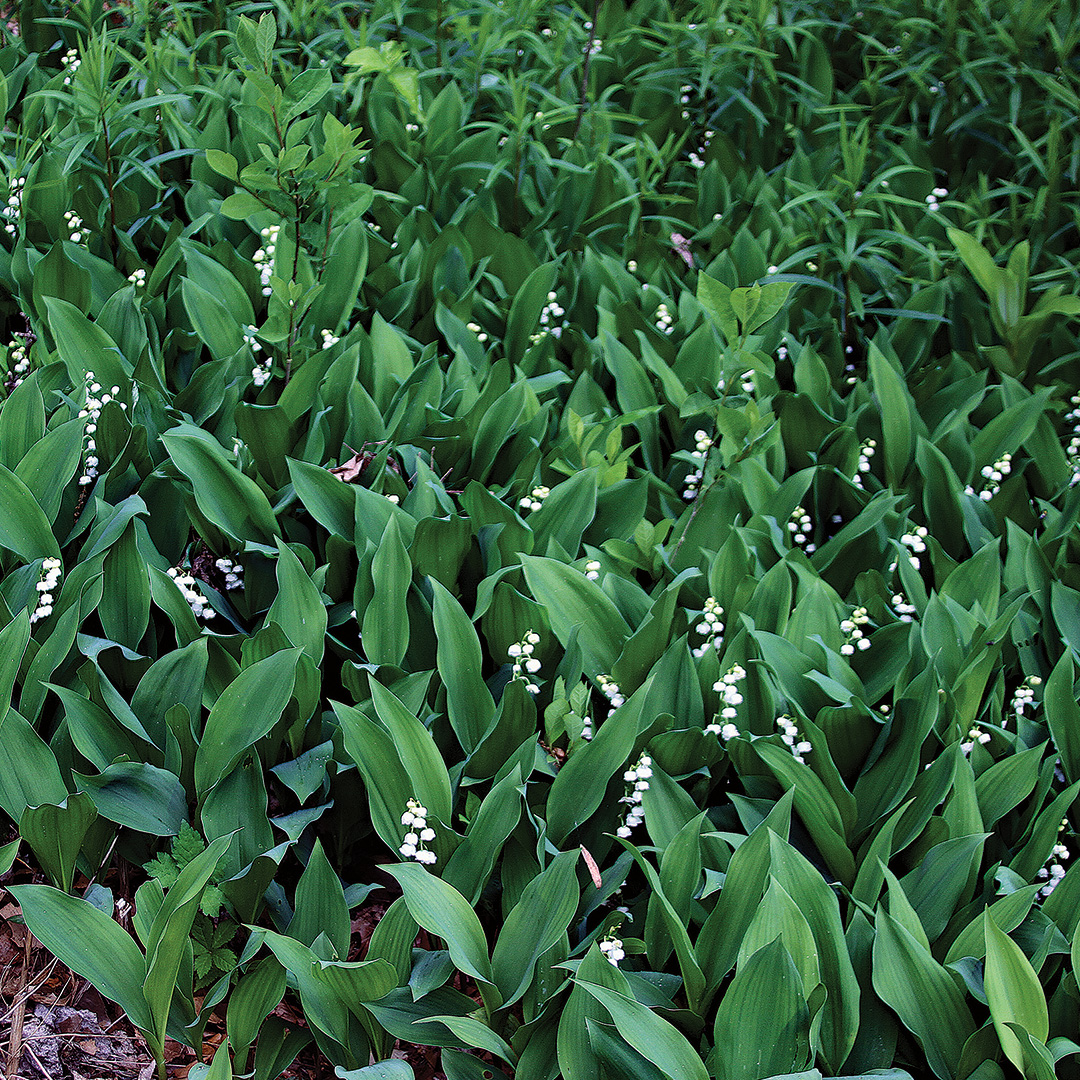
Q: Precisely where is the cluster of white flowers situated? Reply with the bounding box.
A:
[1037,821,1070,898]
[788,507,815,553]
[616,753,652,837]
[320,329,339,350]
[30,557,62,624]
[707,663,746,739]
[399,799,437,864]
[840,607,871,655]
[529,292,566,344]
[688,129,715,170]
[3,176,23,236]
[509,630,542,694]
[599,934,625,965]
[78,374,125,486]
[899,527,929,569]
[683,429,713,500]
[925,186,948,212]
[127,268,146,290]
[64,209,85,244]
[852,438,877,489]
[587,37,602,56]
[717,371,755,394]
[1064,395,1080,486]
[6,336,30,388]
[965,454,1012,501]
[466,321,489,343]
[692,596,724,658]
[61,47,81,85]
[518,484,550,512]
[584,559,601,581]
[891,591,917,623]
[960,725,991,756]
[245,328,272,386]
[405,122,420,134]
[777,715,812,762]
[1011,675,1041,725]
[167,565,213,621]
[214,556,244,591]
[598,673,625,709]
[654,302,674,334]
[254,225,279,297]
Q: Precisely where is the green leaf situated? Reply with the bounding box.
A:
[10,883,154,1035]
[288,839,351,959]
[194,649,300,796]
[431,579,494,754]
[369,680,452,825]
[948,228,1003,300]
[363,516,411,666]
[75,762,186,836]
[227,957,286,1059]
[0,610,31,716]
[521,555,631,677]
[872,907,975,1079]
[490,850,580,1008]
[575,981,708,1080]
[142,833,233,1055]
[0,707,68,822]
[984,911,1049,1074]
[713,936,811,1080]
[205,149,238,180]
[19,792,98,893]
[385,863,497,1001]
[545,685,646,846]
[1045,652,1080,784]
[0,464,60,561]
[162,424,280,546]
[267,538,327,664]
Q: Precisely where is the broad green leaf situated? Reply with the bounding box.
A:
[19,792,97,893]
[267,538,327,664]
[0,610,31,715]
[984,912,1048,1074]
[363,516,410,666]
[490,850,580,1007]
[546,685,647,846]
[369,680,452,824]
[227,957,286,1059]
[74,762,185,836]
[142,833,233,1055]
[1045,652,1080,784]
[195,649,300,795]
[385,862,497,999]
[713,936,811,1080]
[10,883,154,1034]
[430,579,493,753]
[872,907,975,1079]
[288,839,351,959]
[0,707,68,821]
[575,981,708,1080]
[0,464,60,561]
[334,699,415,853]
[162,424,280,546]
[521,555,631,676]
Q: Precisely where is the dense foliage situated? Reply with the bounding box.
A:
[2,0,1080,1077]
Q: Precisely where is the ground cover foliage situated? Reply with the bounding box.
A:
[1,0,1080,1076]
